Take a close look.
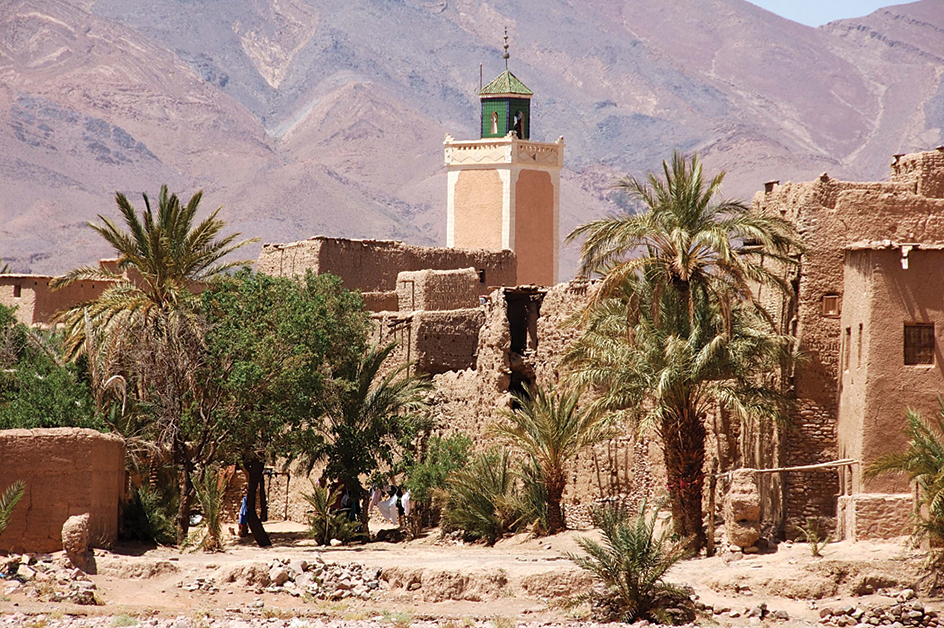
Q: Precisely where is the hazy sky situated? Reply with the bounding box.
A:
[747,0,907,27]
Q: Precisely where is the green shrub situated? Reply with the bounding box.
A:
[0,480,25,538]
[441,448,522,545]
[120,485,177,546]
[567,503,692,624]
[193,468,226,552]
[303,483,360,545]
[795,516,832,557]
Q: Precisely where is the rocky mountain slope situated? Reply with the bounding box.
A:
[1,0,942,277]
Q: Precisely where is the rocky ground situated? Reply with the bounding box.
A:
[0,522,940,628]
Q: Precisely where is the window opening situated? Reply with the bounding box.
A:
[478,269,486,284]
[822,294,840,317]
[843,327,851,371]
[13,284,21,299]
[513,110,523,138]
[490,112,499,135]
[904,324,934,365]
[857,323,863,369]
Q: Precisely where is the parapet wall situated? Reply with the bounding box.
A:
[0,428,125,553]
[257,237,517,298]
[891,149,944,198]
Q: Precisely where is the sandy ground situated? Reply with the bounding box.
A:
[1,521,940,626]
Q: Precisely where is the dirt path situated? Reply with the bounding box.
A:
[1,522,940,627]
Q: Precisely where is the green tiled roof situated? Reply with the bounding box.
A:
[479,70,533,97]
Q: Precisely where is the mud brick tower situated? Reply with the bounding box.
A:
[444,33,563,287]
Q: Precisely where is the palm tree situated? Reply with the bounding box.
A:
[566,276,794,550]
[52,185,254,358]
[492,384,614,534]
[865,406,944,550]
[52,185,254,543]
[566,151,799,326]
[303,342,430,536]
[564,153,801,551]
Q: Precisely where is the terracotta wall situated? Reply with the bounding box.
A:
[514,169,555,286]
[257,237,516,299]
[0,428,125,553]
[453,170,504,251]
[0,276,114,326]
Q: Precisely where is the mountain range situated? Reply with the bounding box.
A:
[1,0,943,278]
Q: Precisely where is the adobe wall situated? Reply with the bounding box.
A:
[0,428,125,553]
[839,247,944,495]
[514,169,556,286]
[371,309,485,376]
[453,170,504,251]
[396,268,481,312]
[753,155,944,531]
[256,237,517,298]
[891,149,944,198]
[0,275,114,326]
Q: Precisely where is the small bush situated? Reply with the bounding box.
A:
[0,480,25,537]
[193,468,226,552]
[795,516,832,557]
[303,483,359,545]
[441,448,522,545]
[567,502,692,624]
[120,485,176,546]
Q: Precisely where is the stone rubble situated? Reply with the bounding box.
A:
[206,556,380,601]
[817,590,940,628]
[0,553,98,605]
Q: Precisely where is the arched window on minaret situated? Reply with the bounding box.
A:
[491,112,499,135]
[513,110,523,138]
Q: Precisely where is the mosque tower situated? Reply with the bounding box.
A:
[444,31,563,287]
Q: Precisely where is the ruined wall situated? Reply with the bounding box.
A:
[891,148,944,199]
[371,309,485,376]
[753,158,944,531]
[0,428,125,553]
[396,268,481,312]
[0,275,115,326]
[256,237,516,298]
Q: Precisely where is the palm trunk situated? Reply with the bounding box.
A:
[546,473,566,534]
[661,404,707,551]
[244,458,272,547]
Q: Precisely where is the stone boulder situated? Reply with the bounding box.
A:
[62,513,93,572]
[723,469,761,549]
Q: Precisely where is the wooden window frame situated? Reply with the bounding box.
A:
[904,323,935,366]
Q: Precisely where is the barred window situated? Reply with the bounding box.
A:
[904,324,934,365]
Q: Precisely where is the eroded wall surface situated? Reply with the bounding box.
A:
[396,268,481,312]
[0,428,125,553]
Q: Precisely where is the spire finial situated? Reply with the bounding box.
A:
[502,26,510,71]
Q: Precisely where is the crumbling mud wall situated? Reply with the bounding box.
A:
[372,309,485,376]
[256,237,516,300]
[0,428,125,553]
[396,268,481,312]
[753,150,944,533]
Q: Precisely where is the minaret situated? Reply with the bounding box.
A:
[444,30,563,287]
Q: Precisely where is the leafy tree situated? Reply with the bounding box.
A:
[564,153,801,551]
[52,186,254,544]
[399,433,472,530]
[301,343,430,536]
[866,406,944,552]
[0,304,101,430]
[200,270,370,546]
[567,503,691,623]
[492,384,613,534]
